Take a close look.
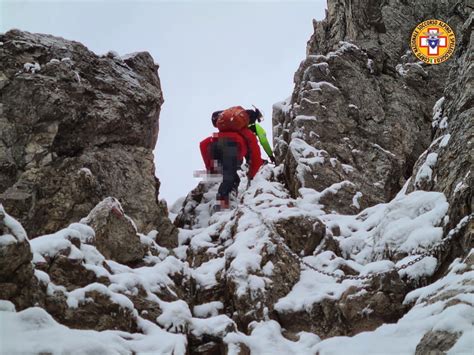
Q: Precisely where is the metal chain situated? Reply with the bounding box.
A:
[241,199,471,283]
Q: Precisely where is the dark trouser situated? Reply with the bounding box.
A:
[210,139,241,200]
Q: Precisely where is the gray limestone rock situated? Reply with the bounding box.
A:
[226,240,301,332]
[47,289,138,333]
[415,331,461,355]
[0,2,473,352]
[407,13,473,252]
[80,197,146,265]
[0,30,176,245]
[273,0,467,214]
[0,205,45,310]
[276,270,407,338]
[0,206,31,279]
[274,215,326,256]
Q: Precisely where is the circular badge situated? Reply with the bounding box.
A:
[411,19,456,64]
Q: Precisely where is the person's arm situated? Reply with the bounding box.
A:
[255,123,275,162]
[240,128,263,179]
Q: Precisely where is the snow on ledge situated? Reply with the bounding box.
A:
[0,204,28,243]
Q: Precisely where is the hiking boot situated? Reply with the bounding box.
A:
[219,198,230,210]
[212,197,230,213]
[212,204,222,214]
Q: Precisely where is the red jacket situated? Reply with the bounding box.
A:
[200,128,263,179]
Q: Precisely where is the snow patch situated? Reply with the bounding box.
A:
[0,204,28,243]
[432,97,445,128]
[67,283,135,310]
[193,301,224,318]
[309,81,339,91]
[23,62,41,73]
[415,153,438,186]
[294,115,318,122]
[439,134,451,148]
[157,300,192,333]
[225,320,321,354]
[351,192,362,209]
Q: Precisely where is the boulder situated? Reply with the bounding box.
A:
[0,30,176,244]
[274,215,326,255]
[415,331,461,355]
[174,182,210,229]
[44,254,103,291]
[46,288,138,332]
[0,205,44,310]
[277,271,407,338]
[226,241,301,331]
[338,271,408,335]
[81,197,145,264]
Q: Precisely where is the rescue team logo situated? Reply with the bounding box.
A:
[411,19,455,64]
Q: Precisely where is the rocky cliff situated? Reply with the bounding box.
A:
[273,0,468,213]
[0,1,473,354]
[0,30,177,245]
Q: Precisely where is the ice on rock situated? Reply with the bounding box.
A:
[396,256,438,280]
[34,269,51,286]
[372,143,396,157]
[2,3,472,352]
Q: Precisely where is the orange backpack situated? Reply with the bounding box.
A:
[216,106,249,132]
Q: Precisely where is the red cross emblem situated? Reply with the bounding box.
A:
[419,28,447,56]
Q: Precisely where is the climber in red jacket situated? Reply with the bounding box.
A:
[200,107,263,210]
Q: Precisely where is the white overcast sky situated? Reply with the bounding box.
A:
[1,0,326,205]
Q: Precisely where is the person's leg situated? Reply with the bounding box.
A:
[216,140,239,205]
[211,139,228,201]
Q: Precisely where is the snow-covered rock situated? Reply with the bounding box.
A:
[0,205,45,310]
[0,3,472,354]
[81,197,145,264]
[0,29,176,242]
[273,1,467,215]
